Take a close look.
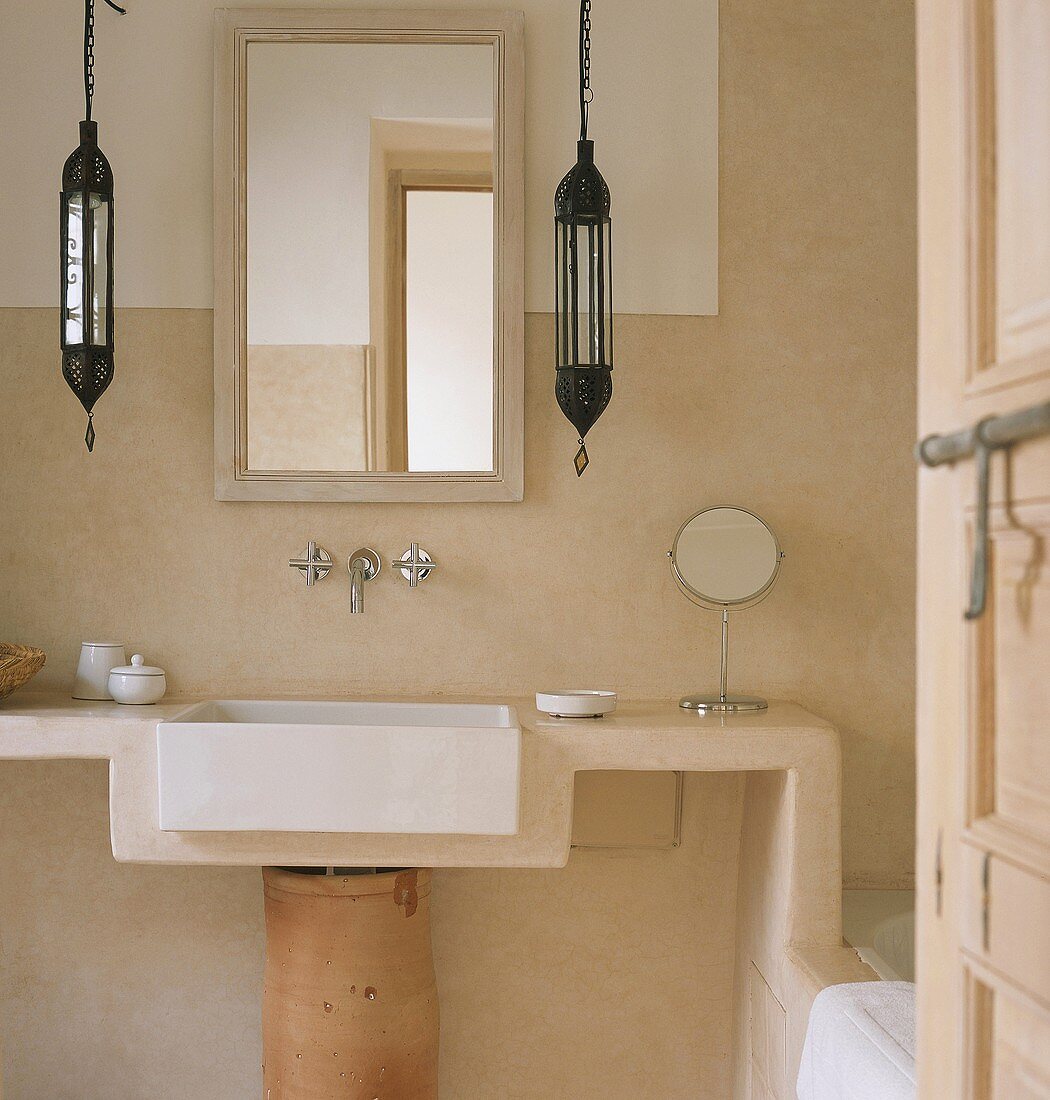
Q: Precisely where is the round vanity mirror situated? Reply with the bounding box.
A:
[669,507,784,712]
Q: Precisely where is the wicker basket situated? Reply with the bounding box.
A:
[0,643,46,699]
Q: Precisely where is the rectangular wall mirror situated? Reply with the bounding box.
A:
[214,9,524,501]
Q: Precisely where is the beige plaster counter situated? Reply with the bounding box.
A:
[0,695,831,877]
[0,692,864,1094]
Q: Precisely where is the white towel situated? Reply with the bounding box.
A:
[797,981,916,1100]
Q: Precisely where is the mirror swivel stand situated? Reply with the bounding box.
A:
[679,608,768,713]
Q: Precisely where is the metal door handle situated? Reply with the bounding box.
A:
[917,400,1050,619]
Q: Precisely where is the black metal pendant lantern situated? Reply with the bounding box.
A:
[555,0,612,477]
[61,0,125,452]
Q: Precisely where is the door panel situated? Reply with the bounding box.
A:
[918,0,1050,1095]
[992,994,1050,1098]
[975,508,1050,843]
[966,0,1050,395]
[960,844,1050,1007]
[989,520,1050,840]
[994,0,1050,372]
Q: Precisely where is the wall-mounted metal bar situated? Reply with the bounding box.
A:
[916,399,1050,619]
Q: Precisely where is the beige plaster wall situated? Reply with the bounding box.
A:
[0,0,915,1095]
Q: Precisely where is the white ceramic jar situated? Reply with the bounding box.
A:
[73,641,126,700]
[108,654,167,705]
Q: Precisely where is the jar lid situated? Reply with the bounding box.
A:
[109,654,165,677]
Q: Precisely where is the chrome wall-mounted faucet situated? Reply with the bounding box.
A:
[288,541,333,586]
[291,542,434,609]
[348,548,381,613]
[391,543,438,588]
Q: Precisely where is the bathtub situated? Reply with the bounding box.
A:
[797,891,917,1100]
[842,889,915,981]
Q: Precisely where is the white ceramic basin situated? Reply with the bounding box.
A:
[157,700,520,834]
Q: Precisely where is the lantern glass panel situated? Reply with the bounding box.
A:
[556,220,571,366]
[557,217,612,369]
[602,219,613,365]
[64,193,86,346]
[90,195,110,344]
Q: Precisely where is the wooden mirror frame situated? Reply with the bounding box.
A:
[213,8,525,501]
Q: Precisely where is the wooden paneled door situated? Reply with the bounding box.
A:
[918,0,1050,1095]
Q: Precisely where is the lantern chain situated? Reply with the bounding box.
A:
[84,0,95,120]
[579,0,593,140]
[83,0,127,122]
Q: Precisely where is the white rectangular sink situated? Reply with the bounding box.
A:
[157,700,520,834]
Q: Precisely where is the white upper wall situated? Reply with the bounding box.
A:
[2,0,717,316]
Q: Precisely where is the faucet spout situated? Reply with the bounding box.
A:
[349,559,366,613]
[346,548,381,614]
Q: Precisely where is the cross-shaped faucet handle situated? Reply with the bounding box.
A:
[391,543,437,588]
[288,541,333,586]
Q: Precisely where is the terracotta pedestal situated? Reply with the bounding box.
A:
[262,868,438,1099]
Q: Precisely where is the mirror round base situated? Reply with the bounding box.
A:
[679,694,769,713]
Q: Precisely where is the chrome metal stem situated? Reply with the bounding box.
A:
[720,608,729,704]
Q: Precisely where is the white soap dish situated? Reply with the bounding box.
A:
[536,690,617,719]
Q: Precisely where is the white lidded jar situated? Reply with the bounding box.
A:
[108,654,167,705]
